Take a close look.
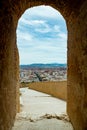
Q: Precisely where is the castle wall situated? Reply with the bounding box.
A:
[0,0,87,130]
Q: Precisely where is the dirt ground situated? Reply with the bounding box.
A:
[12,88,73,130]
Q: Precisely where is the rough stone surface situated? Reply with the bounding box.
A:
[12,88,73,130]
[67,1,87,130]
[0,0,87,130]
[29,81,67,101]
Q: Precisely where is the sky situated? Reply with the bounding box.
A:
[17,5,67,65]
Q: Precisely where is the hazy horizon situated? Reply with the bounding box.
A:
[20,62,67,65]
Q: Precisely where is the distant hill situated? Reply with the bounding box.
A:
[20,63,67,69]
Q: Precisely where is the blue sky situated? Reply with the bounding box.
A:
[17,5,67,65]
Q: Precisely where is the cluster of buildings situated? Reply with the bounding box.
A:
[20,67,67,83]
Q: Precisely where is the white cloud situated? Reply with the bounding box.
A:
[53,25,60,32]
[17,6,67,64]
[28,20,46,26]
[17,30,33,42]
[58,33,67,40]
[19,18,46,26]
[35,24,51,33]
[24,6,63,19]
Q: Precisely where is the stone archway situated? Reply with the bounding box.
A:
[0,0,87,130]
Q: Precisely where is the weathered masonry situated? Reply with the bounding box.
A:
[0,0,87,130]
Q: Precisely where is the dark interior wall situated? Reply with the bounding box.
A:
[0,6,18,129]
[0,0,87,130]
[67,0,87,129]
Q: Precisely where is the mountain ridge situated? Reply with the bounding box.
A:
[20,63,67,69]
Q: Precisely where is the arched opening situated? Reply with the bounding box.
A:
[13,5,70,129]
[0,1,87,130]
[17,5,67,65]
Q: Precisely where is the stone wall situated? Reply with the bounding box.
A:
[67,1,87,129]
[0,0,87,130]
[0,9,18,130]
[29,81,67,101]
[14,46,20,113]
